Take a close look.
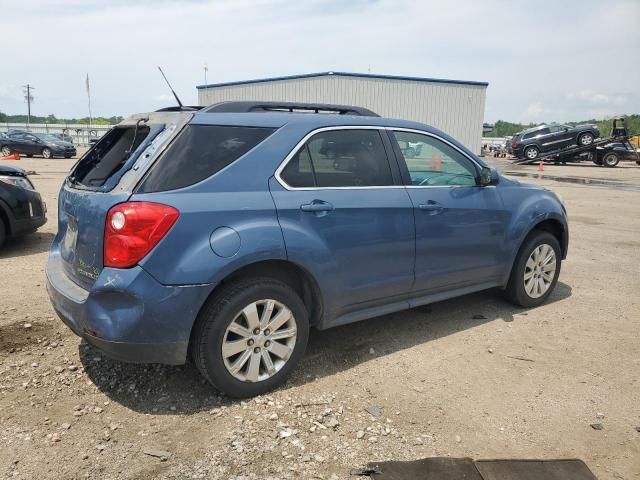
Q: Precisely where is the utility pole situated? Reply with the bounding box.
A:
[204,63,208,85]
[23,84,35,127]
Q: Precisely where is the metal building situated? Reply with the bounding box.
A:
[197,71,488,153]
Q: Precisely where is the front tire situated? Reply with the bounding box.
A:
[191,277,309,398]
[602,152,619,168]
[0,219,6,249]
[524,146,540,160]
[42,148,52,159]
[1,146,11,157]
[578,132,594,146]
[504,231,561,308]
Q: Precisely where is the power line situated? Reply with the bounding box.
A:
[23,84,35,126]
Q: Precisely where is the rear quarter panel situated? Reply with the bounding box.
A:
[132,125,304,286]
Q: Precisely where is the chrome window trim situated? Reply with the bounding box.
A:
[274,125,402,191]
[274,125,486,191]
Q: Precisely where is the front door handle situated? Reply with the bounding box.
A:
[301,200,334,214]
[418,200,444,215]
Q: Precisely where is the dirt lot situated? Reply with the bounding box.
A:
[1,156,639,479]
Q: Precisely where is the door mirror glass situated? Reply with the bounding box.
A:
[480,167,499,186]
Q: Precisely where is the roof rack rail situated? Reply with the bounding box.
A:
[155,105,204,112]
[202,101,379,117]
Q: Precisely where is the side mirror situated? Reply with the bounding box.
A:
[480,167,500,186]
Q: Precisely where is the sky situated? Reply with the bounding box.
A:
[1,0,639,124]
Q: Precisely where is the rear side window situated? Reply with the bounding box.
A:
[524,128,549,139]
[280,129,393,188]
[139,125,275,192]
[71,126,150,187]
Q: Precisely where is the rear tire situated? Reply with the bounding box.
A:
[503,231,561,308]
[191,277,309,398]
[524,146,540,160]
[578,132,594,146]
[1,146,11,157]
[602,152,619,168]
[42,148,52,159]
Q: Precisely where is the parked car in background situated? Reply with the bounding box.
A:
[511,123,600,160]
[0,164,47,248]
[0,131,77,159]
[46,102,568,397]
[53,133,74,144]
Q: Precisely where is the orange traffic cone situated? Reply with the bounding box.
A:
[538,159,544,171]
[0,152,20,161]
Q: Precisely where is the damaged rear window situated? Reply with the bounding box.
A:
[137,125,275,192]
[70,126,150,188]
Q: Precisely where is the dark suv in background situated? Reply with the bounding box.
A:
[512,123,599,160]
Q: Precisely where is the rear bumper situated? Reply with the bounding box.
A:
[45,247,212,365]
[512,146,524,158]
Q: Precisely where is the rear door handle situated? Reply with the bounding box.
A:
[418,200,444,215]
[300,200,334,214]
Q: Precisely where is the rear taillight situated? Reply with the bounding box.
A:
[104,202,179,268]
[512,141,520,148]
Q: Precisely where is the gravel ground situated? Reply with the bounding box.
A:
[1,156,639,479]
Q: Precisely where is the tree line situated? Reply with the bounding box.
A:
[0,112,124,126]
[486,115,640,138]
[3,110,639,136]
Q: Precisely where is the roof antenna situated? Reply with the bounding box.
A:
[157,66,183,108]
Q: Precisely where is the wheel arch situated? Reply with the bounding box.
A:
[513,216,567,266]
[195,259,324,330]
[502,215,567,288]
[530,218,567,258]
[0,198,14,236]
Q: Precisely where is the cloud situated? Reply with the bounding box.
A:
[154,94,173,102]
[525,102,545,119]
[566,90,610,105]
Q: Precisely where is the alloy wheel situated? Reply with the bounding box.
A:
[523,243,556,298]
[525,147,539,159]
[222,299,297,383]
[580,134,594,145]
[42,148,52,159]
[1,146,11,157]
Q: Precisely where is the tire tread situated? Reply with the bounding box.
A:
[191,276,307,396]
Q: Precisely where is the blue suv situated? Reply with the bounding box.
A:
[46,102,568,397]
